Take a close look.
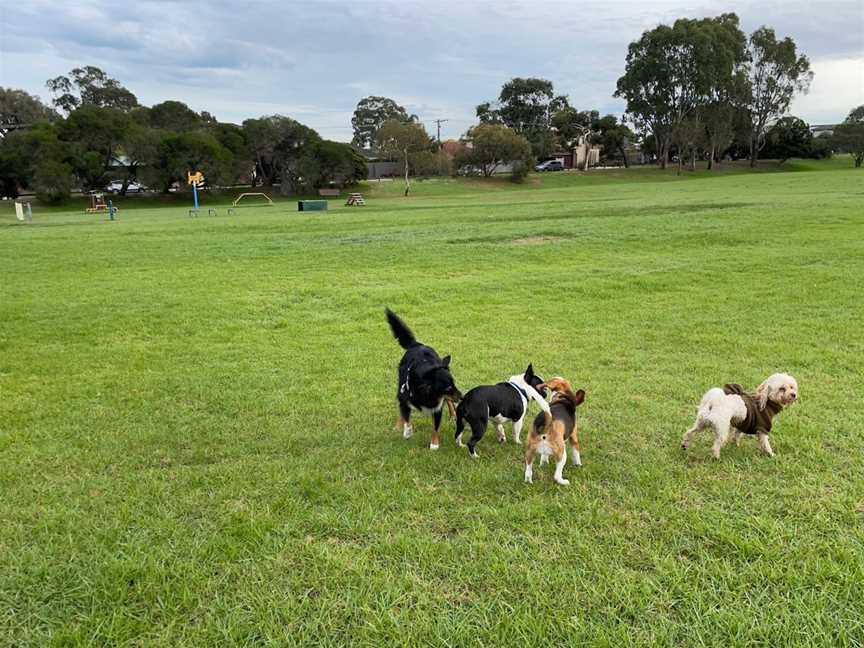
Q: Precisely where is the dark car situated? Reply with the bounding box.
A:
[534,159,565,172]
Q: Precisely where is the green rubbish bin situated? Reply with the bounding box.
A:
[298,200,328,212]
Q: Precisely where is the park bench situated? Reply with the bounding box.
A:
[318,188,340,197]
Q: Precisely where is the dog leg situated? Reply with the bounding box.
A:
[734,430,743,447]
[512,416,524,444]
[430,408,443,450]
[681,419,701,450]
[399,402,413,439]
[758,432,775,457]
[496,423,506,444]
[454,408,465,447]
[524,444,537,483]
[467,418,487,458]
[711,420,730,460]
[553,445,569,486]
[569,430,582,467]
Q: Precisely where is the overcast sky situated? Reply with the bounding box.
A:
[1,0,862,141]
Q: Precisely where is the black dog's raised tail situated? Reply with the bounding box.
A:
[385,308,418,349]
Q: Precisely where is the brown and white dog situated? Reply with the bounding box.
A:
[681,372,798,459]
[524,377,586,486]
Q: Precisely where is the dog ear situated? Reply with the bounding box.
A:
[572,389,586,406]
[755,380,772,410]
[525,363,534,378]
[440,355,451,368]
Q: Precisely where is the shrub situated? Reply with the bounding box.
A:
[34,159,74,204]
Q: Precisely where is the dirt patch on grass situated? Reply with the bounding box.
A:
[510,235,564,245]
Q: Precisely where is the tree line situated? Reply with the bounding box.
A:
[349,14,861,181]
[1,14,863,202]
[0,67,366,202]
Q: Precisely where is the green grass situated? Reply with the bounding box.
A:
[1,161,862,646]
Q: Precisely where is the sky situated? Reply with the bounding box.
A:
[1,0,862,141]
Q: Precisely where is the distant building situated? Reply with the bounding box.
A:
[356,148,400,179]
[546,136,602,170]
[810,124,837,138]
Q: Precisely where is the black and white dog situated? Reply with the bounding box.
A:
[455,364,551,457]
[385,308,462,450]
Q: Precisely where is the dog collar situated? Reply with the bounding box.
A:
[507,381,528,400]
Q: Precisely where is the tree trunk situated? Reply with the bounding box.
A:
[707,144,715,170]
[619,145,629,168]
[403,148,410,196]
[690,147,696,172]
[749,134,759,168]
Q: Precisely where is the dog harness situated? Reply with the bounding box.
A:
[507,381,528,401]
[723,383,783,435]
[400,364,413,397]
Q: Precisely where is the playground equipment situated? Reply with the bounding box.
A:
[298,200,328,212]
[232,192,273,207]
[86,192,117,214]
[188,171,205,210]
[345,192,366,206]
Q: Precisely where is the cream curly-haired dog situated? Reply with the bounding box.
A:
[681,373,798,459]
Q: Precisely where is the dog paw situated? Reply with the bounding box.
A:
[469,451,479,459]
[429,443,439,450]
[455,435,463,447]
[555,478,570,486]
[524,475,533,484]
[402,426,413,439]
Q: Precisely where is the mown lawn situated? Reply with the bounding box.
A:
[1,163,862,646]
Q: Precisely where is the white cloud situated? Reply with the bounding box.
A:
[790,57,864,123]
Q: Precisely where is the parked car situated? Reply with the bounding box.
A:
[457,164,484,177]
[106,180,148,194]
[534,159,565,172]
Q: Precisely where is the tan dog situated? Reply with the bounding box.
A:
[524,377,585,486]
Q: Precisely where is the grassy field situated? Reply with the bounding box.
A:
[1,161,862,646]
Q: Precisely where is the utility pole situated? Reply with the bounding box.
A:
[433,119,449,147]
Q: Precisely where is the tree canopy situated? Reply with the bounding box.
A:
[46,66,138,113]
[477,78,568,158]
[0,88,58,133]
[744,26,813,166]
[455,124,532,179]
[351,96,415,149]
[375,119,435,194]
[615,14,749,169]
[832,105,864,167]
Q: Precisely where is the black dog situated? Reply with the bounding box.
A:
[455,364,550,458]
[385,308,462,450]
